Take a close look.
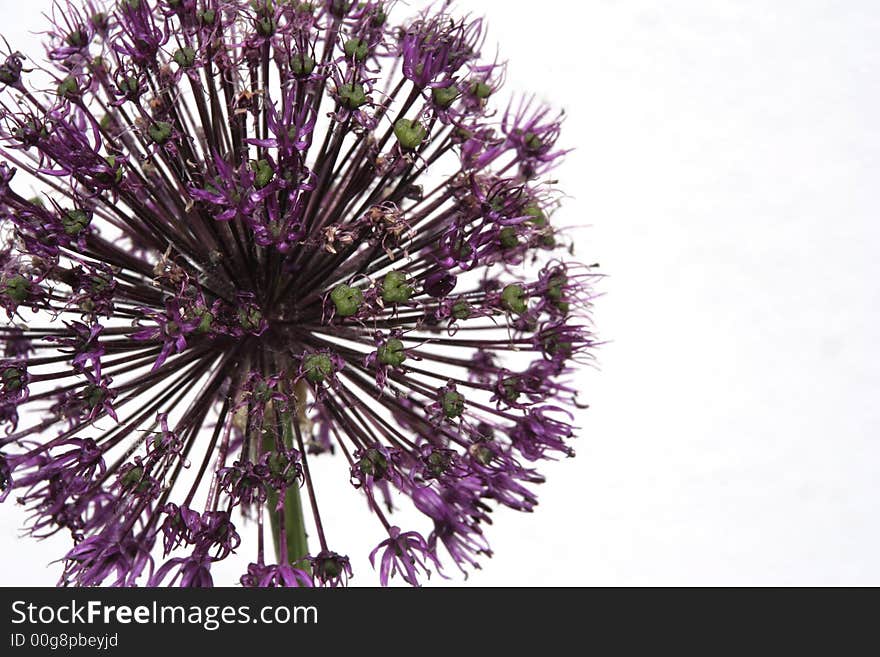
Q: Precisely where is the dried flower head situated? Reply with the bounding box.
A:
[0,0,598,587]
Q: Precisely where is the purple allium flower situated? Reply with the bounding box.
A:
[0,0,598,587]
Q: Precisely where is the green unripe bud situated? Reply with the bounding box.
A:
[499,226,519,249]
[118,75,140,96]
[451,238,472,261]
[469,79,492,99]
[251,159,274,189]
[441,389,465,419]
[357,448,388,479]
[149,122,173,144]
[318,557,343,578]
[330,284,363,317]
[0,67,19,86]
[343,38,369,62]
[62,209,91,236]
[524,206,556,248]
[82,383,106,408]
[470,442,494,465]
[173,47,197,68]
[501,376,520,403]
[291,53,315,76]
[451,300,472,320]
[524,131,544,152]
[543,336,573,359]
[238,306,263,332]
[196,309,214,333]
[394,118,427,151]
[254,3,276,37]
[3,276,29,304]
[431,85,458,108]
[1,367,24,393]
[377,338,406,367]
[57,76,79,99]
[547,274,569,312]
[524,204,546,226]
[370,8,387,27]
[338,83,366,110]
[329,0,352,18]
[99,155,124,185]
[381,271,412,304]
[303,353,333,383]
[501,283,528,314]
[91,12,109,31]
[120,465,146,491]
[268,452,299,486]
[252,380,273,403]
[425,449,452,476]
[67,28,88,48]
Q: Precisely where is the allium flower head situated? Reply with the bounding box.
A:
[0,0,598,587]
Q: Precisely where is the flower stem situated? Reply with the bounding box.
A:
[266,409,309,569]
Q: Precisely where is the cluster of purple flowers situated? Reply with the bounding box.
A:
[0,0,597,587]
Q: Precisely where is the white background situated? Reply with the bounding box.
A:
[1,0,879,586]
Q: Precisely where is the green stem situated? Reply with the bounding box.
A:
[265,409,310,568]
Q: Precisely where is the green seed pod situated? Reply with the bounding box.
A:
[431,85,459,108]
[1,367,24,392]
[57,76,79,99]
[425,449,452,477]
[381,271,413,304]
[330,284,363,317]
[501,283,528,314]
[469,79,492,99]
[338,83,367,110]
[196,309,214,333]
[303,353,334,383]
[499,226,519,249]
[173,47,197,68]
[3,276,29,304]
[90,12,109,31]
[524,204,546,226]
[451,300,472,320]
[524,131,544,152]
[62,209,92,236]
[501,376,520,403]
[343,38,369,62]
[357,448,388,479]
[291,53,316,76]
[441,389,465,419]
[237,306,263,332]
[470,442,494,465]
[251,159,274,189]
[118,75,140,96]
[149,122,173,145]
[547,275,569,312]
[394,119,427,151]
[120,465,146,491]
[377,338,406,367]
[66,28,89,48]
[370,7,387,27]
